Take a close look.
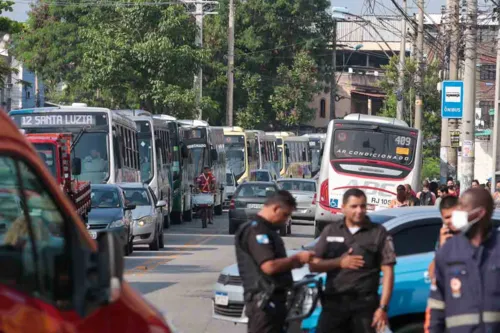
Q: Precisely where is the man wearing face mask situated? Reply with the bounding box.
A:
[428,188,500,333]
[492,180,500,209]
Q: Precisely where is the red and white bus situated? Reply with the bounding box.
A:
[314,113,422,236]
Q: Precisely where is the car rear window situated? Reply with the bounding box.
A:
[277,181,316,192]
[235,184,277,198]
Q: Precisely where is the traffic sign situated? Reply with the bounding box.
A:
[441,80,464,119]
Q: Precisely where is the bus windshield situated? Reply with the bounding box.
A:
[332,129,416,167]
[33,143,57,178]
[226,147,245,180]
[73,132,110,183]
[138,136,154,183]
[191,147,207,176]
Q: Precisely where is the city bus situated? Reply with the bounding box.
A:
[217,127,258,184]
[116,110,173,227]
[179,120,226,218]
[302,133,326,177]
[154,114,189,224]
[246,130,280,177]
[267,132,312,178]
[9,104,140,184]
[314,113,422,237]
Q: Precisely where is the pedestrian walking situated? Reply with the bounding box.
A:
[471,179,480,188]
[405,184,420,206]
[389,185,414,208]
[435,185,449,207]
[235,190,314,333]
[417,180,436,206]
[428,188,500,332]
[309,188,396,333]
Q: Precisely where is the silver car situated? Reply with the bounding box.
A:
[212,249,318,324]
[119,183,167,251]
[277,178,316,225]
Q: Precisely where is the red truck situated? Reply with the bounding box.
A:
[25,133,92,221]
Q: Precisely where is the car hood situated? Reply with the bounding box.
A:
[88,208,123,224]
[132,206,153,220]
[220,250,315,281]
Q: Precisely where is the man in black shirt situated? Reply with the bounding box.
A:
[310,188,396,333]
[235,190,314,333]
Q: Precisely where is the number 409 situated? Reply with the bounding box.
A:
[395,136,411,146]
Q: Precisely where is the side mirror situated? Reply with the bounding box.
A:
[211,148,218,161]
[180,142,189,158]
[285,148,290,158]
[124,204,136,211]
[302,151,307,161]
[156,200,167,208]
[285,278,322,322]
[273,175,277,180]
[72,157,82,176]
[96,231,124,304]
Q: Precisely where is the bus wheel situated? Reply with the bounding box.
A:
[171,211,182,224]
[163,212,171,229]
[214,204,223,216]
[183,208,193,222]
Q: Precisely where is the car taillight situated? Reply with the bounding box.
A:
[229,199,235,209]
[312,193,316,205]
[319,179,329,207]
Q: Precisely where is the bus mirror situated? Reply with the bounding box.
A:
[211,148,218,161]
[320,148,324,157]
[72,157,82,176]
[180,143,189,158]
[285,148,290,158]
[302,151,307,161]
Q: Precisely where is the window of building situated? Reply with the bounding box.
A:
[478,100,493,129]
[320,99,326,118]
[480,64,496,81]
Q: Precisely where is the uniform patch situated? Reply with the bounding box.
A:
[251,221,258,227]
[326,236,344,243]
[256,234,270,244]
[450,277,462,298]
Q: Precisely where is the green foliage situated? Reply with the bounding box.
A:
[204,0,334,128]
[378,56,442,160]
[270,51,322,127]
[422,156,440,181]
[13,0,211,117]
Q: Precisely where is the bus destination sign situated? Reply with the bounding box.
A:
[16,114,96,127]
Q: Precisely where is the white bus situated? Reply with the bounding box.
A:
[116,110,173,227]
[302,133,326,178]
[10,104,140,184]
[314,113,422,236]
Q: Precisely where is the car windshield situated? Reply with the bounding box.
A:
[91,188,121,208]
[226,173,234,186]
[250,171,270,182]
[236,184,276,198]
[278,181,316,192]
[123,188,151,206]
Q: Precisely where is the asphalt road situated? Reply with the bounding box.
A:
[124,212,315,333]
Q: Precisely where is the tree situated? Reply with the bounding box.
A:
[270,51,322,127]
[377,56,442,159]
[203,0,334,128]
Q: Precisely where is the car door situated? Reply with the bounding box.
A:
[385,218,442,317]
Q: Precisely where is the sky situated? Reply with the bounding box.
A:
[5,0,448,22]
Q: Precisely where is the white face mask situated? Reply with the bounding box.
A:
[451,208,482,232]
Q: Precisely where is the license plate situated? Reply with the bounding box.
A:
[247,204,263,209]
[88,231,97,239]
[215,292,229,306]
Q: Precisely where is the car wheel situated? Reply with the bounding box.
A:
[149,228,160,251]
[171,211,182,224]
[163,211,171,229]
[128,232,134,254]
[124,231,131,256]
[394,322,424,333]
[214,204,223,216]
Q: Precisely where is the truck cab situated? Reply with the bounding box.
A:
[0,111,176,332]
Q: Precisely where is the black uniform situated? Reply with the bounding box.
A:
[235,216,293,333]
[313,218,396,333]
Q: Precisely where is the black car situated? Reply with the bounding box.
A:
[228,181,283,235]
[87,184,136,256]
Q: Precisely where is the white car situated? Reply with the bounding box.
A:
[119,183,167,251]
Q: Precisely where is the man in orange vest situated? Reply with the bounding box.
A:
[196,166,216,224]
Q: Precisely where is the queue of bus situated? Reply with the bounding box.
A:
[8,104,328,230]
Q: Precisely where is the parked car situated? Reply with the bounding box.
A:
[214,206,500,330]
[88,184,136,256]
[228,181,280,234]
[277,178,316,225]
[119,183,166,251]
[223,169,237,209]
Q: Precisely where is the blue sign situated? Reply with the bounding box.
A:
[441,80,464,119]
[330,198,339,208]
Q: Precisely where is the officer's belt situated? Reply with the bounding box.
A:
[443,312,500,328]
[323,291,377,302]
[244,289,287,302]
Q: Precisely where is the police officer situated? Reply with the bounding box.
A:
[428,188,500,332]
[235,190,314,333]
[309,188,396,333]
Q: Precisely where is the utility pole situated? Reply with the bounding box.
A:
[194,2,204,120]
[225,0,235,126]
[458,0,477,190]
[329,20,337,120]
[414,0,424,130]
[440,0,460,184]
[490,8,500,192]
[396,0,407,120]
